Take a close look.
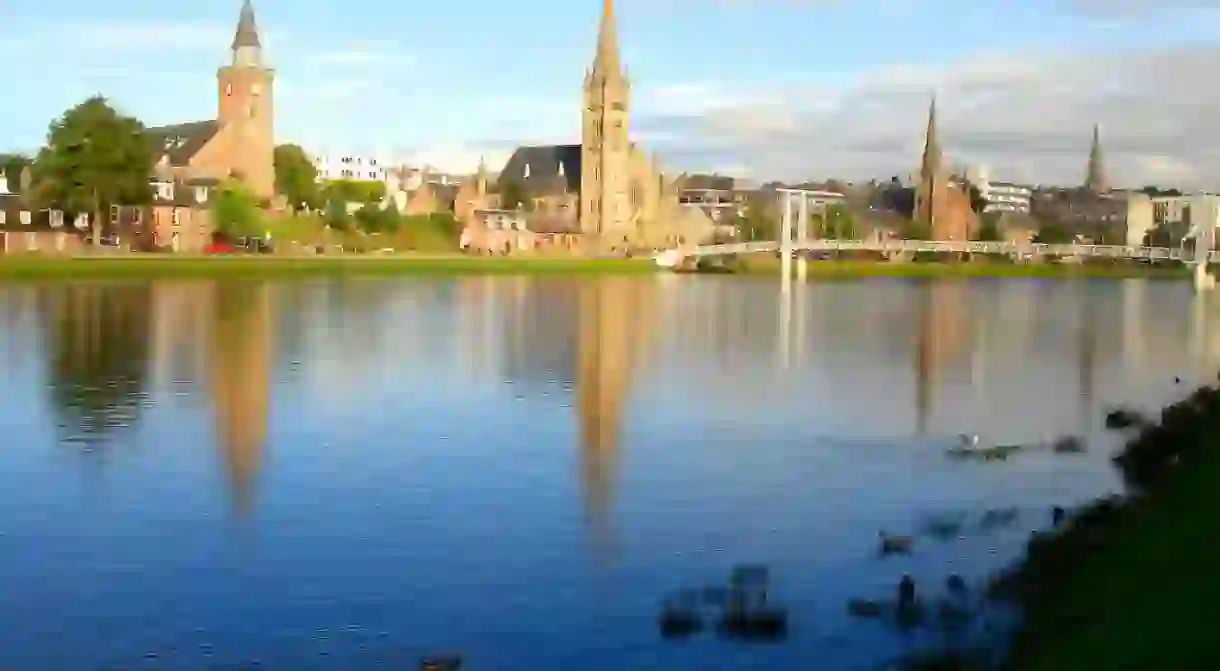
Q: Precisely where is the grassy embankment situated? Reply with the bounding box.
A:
[986,385,1220,671]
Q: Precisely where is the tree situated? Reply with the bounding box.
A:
[900,219,931,240]
[976,212,1003,241]
[967,184,988,214]
[736,203,776,241]
[816,204,858,239]
[500,180,526,210]
[354,201,401,234]
[211,181,263,241]
[30,96,153,246]
[324,198,351,231]
[0,153,31,187]
[323,179,385,203]
[274,144,322,211]
[1033,221,1074,244]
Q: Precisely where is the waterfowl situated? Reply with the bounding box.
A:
[878,531,914,555]
[1051,505,1067,527]
[847,599,885,618]
[420,655,463,671]
[1052,436,1086,454]
[979,507,1019,529]
[897,575,917,609]
[945,574,967,596]
[659,604,703,639]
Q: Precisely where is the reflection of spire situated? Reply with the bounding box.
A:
[576,277,654,560]
[1077,289,1096,425]
[210,281,274,515]
[913,282,970,435]
[915,288,933,435]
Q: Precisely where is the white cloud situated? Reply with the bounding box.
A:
[632,45,1220,188]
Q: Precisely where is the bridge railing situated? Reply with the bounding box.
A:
[666,238,1216,262]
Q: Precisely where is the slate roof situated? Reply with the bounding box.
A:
[145,120,220,167]
[678,174,735,191]
[497,145,581,195]
[233,0,261,49]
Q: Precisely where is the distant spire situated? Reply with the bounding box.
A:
[592,0,621,77]
[232,0,261,49]
[1085,123,1107,194]
[920,94,941,180]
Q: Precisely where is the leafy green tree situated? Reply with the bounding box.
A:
[29,96,153,246]
[967,184,988,213]
[274,144,322,211]
[737,204,776,241]
[900,219,931,240]
[1033,221,1075,244]
[323,179,385,203]
[976,212,1003,241]
[354,202,401,234]
[0,153,31,187]
[211,181,263,241]
[816,204,857,239]
[325,198,351,231]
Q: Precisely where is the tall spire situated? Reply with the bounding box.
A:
[920,95,941,180]
[231,0,263,66]
[592,0,622,77]
[1085,123,1107,194]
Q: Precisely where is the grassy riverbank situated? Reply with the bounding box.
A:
[981,385,1220,670]
[0,254,659,279]
[732,255,1189,279]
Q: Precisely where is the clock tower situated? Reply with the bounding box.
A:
[217,0,275,200]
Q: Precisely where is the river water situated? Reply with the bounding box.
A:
[0,276,1215,670]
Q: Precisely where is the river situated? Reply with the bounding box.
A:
[0,276,1214,670]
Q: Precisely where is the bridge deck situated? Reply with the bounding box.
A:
[661,239,1217,263]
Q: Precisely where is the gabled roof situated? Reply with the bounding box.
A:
[145,120,220,167]
[497,145,581,195]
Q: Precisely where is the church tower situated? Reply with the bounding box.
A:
[913,95,944,232]
[580,0,632,240]
[217,0,276,200]
[1084,123,1108,195]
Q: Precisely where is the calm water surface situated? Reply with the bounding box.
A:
[1,275,1217,669]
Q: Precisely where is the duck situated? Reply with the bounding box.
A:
[897,575,917,609]
[879,531,914,555]
[945,574,967,597]
[1051,505,1067,527]
[847,599,885,618]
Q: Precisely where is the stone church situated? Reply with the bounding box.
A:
[457,0,711,255]
[913,97,977,242]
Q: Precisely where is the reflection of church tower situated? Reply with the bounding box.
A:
[1077,289,1097,424]
[210,281,274,514]
[913,282,969,434]
[576,277,654,557]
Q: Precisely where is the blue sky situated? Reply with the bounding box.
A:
[4,0,1220,185]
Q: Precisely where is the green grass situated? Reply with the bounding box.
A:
[1005,455,1220,670]
[0,254,661,279]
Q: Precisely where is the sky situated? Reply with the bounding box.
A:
[4,0,1220,186]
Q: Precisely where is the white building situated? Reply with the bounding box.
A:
[964,166,1031,214]
[312,152,393,182]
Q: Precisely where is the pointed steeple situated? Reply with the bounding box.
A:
[919,95,941,180]
[1085,123,1107,194]
[231,0,263,66]
[592,0,622,77]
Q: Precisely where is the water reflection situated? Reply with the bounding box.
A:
[210,281,274,514]
[40,282,155,444]
[6,276,1220,669]
[577,277,656,557]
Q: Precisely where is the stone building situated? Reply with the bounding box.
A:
[0,165,89,254]
[133,0,275,249]
[460,0,708,255]
[912,97,977,241]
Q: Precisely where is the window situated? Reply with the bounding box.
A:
[110,205,120,224]
[171,208,181,228]
[0,211,5,224]
[50,210,63,228]
[158,182,174,200]
[26,232,36,249]
[19,210,31,226]
[195,187,208,203]
[74,213,89,230]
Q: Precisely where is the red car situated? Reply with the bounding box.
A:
[204,242,236,254]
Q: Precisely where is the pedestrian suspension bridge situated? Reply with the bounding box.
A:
[654,189,1219,292]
